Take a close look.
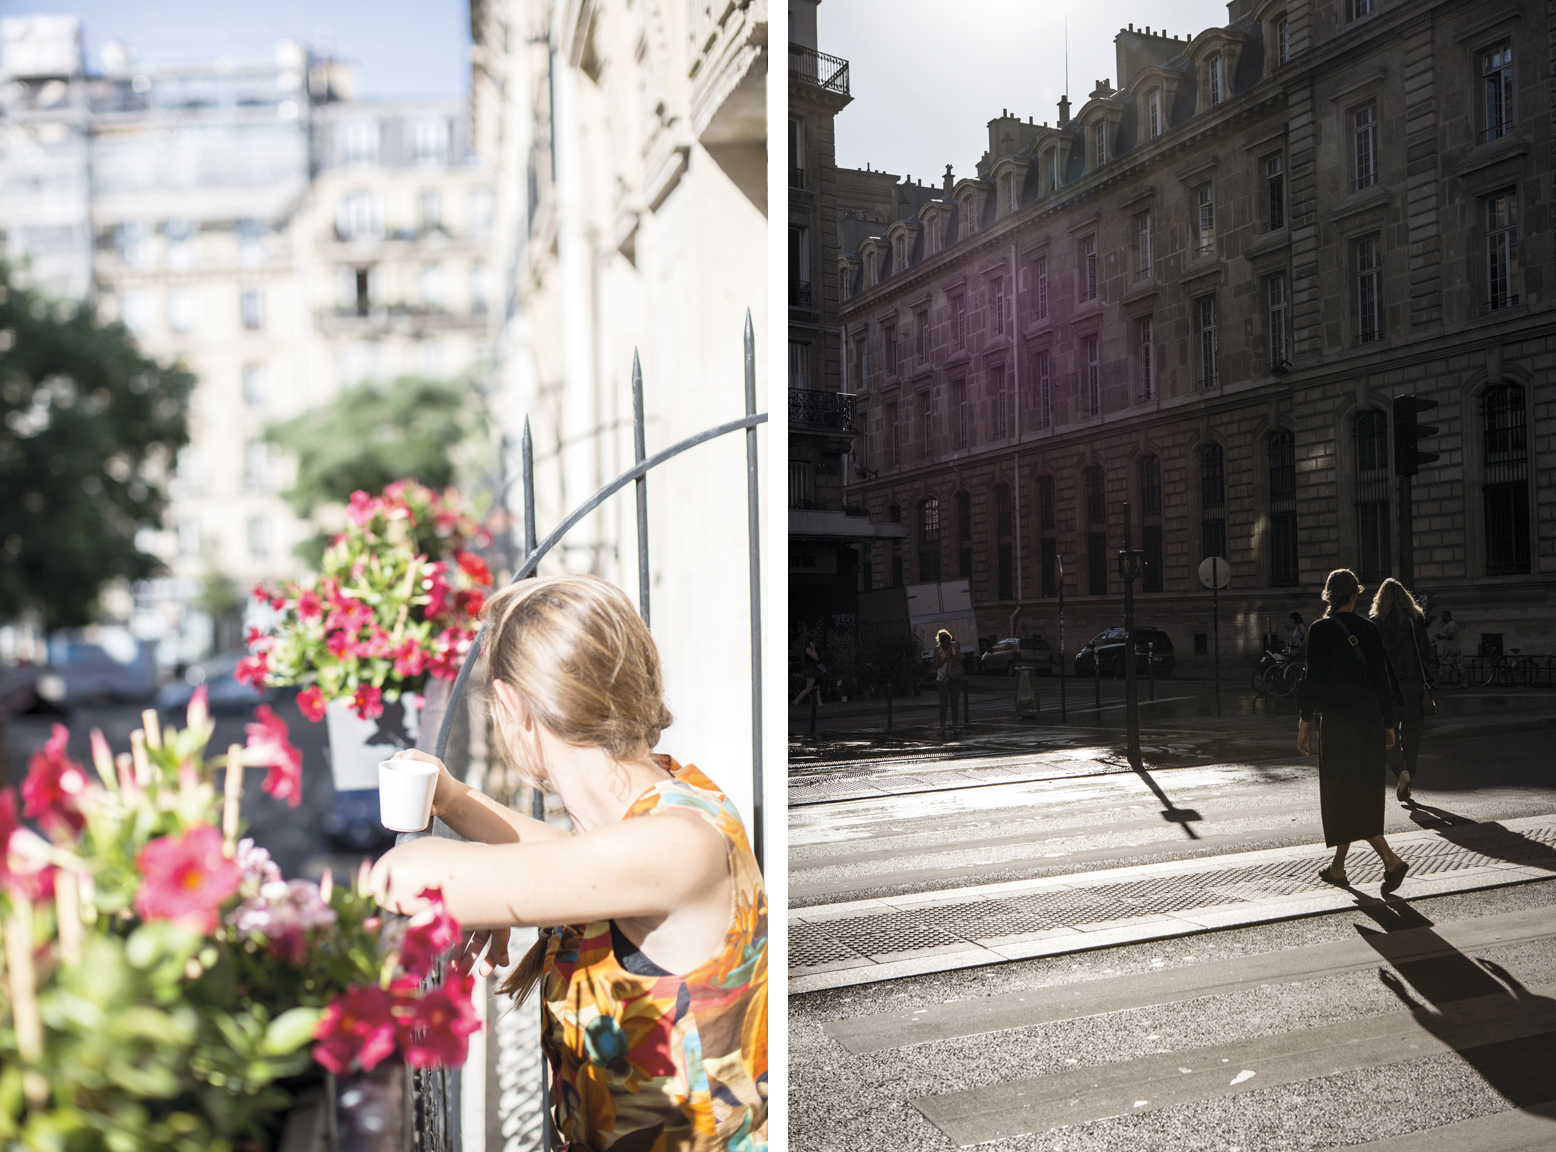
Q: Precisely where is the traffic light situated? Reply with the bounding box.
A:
[1393,394,1440,477]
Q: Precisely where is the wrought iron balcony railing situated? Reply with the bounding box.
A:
[789,280,812,307]
[789,45,850,96]
[790,388,859,434]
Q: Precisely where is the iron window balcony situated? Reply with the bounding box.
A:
[789,388,859,434]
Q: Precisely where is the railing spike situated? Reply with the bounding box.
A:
[632,350,650,626]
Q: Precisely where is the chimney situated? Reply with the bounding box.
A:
[1057,94,1072,124]
[943,164,954,191]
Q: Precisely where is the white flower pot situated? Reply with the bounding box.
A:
[325,696,420,792]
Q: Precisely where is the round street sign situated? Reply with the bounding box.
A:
[1199,556,1230,589]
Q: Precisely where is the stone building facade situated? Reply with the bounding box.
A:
[835,0,1553,663]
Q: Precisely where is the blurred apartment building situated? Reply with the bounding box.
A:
[0,14,494,661]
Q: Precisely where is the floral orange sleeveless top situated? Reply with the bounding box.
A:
[540,759,768,1151]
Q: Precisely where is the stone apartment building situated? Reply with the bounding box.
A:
[833,0,1552,662]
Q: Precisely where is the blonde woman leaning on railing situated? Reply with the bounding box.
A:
[368,573,768,1151]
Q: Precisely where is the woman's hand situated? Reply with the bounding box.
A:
[1297,719,1312,757]
[368,837,453,916]
[1384,727,1397,749]
[451,928,512,977]
[391,749,462,819]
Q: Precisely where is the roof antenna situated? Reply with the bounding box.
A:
[1064,17,1070,103]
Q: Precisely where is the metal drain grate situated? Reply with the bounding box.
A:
[790,922,865,968]
[824,912,962,958]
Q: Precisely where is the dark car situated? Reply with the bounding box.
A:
[1075,627,1176,678]
[980,636,1056,676]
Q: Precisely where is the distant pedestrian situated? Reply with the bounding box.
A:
[1288,612,1308,653]
[933,629,964,738]
[1296,569,1410,895]
[793,640,824,708]
[1433,609,1463,687]
[1370,578,1434,803]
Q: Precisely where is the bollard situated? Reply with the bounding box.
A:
[1148,642,1155,701]
[962,670,970,730]
[809,686,818,737]
[1094,649,1102,719]
[1016,668,1038,718]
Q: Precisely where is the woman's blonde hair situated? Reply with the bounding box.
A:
[936,629,953,648]
[1370,576,1424,622]
[481,573,672,1005]
[1321,569,1363,614]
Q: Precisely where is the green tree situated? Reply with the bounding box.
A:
[0,266,193,630]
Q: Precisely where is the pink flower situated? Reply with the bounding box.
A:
[423,565,453,620]
[244,626,273,650]
[427,628,473,680]
[392,641,427,680]
[326,630,356,659]
[361,626,395,659]
[399,889,462,978]
[246,704,303,807]
[134,824,242,933]
[456,551,492,587]
[21,724,89,838]
[297,685,327,723]
[235,651,270,689]
[399,972,481,1068]
[230,877,337,963]
[252,583,271,603]
[296,590,324,620]
[0,788,19,890]
[345,490,380,527]
[352,684,384,720]
[313,984,400,1074]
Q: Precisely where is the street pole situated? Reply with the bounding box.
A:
[1213,575,1222,718]
[1057,553,1067,724]
[1122,502,1141,770]
[1398,473,1414,591]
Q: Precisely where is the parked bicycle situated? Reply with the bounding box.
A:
[1467,648,1536,688]
[1252,647,1304,697]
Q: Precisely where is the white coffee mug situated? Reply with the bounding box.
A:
[377,757,438,832]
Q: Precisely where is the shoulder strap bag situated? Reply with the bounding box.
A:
[1410,618,1438,716]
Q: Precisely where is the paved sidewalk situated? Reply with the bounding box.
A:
[789,814,1556,992]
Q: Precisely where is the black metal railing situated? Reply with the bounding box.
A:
[789,280,812,307]
[406,314,767,1152]
[789,387,859,434]
[789,166,806,189]
[788,44,850,96]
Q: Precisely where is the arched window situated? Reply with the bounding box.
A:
[1038,475,1058,597]
[995,484,1014,600]
[1269,431,1299,586]
[1085,466,1107,594]
[1139,455,1163,592]
[1147,88,1162,138]
[918,498,942,582]
[1483,385,1529,574]
[956,490,973,578]
[1208,54,1224,105]
[1200,444,1226,560]
[1354,410,1391,580]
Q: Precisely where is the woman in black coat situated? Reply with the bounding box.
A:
[1371,577,1434,803]
[1296,569,1410,894]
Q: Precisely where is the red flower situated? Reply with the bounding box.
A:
[21,724,89,837]
[247,704,303,807]
[400,972,481,1068]
[455,589,486,620]
[352,684,384,720]
[297,685,327,723]
[345,490,380,527]
[313,984,400,1074]
[252,583,271,603]
[456,551,492,587]
[392,641,427,680]
[244,626,273,650]
[296,590,324,620]
[423,564,452,619]
[0,788,19,890]
[134,825,242,933]
[326,630,356,659]
[235,651,270,689]
[400,889,462,978]
[361,626,395,659]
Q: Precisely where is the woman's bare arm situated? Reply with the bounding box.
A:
[391,749,569,845]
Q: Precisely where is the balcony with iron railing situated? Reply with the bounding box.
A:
[788,45,850,96]
[789,279,812,307]
[790,388,859,435]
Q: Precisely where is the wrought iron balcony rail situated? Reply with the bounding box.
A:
[788,45,850,96]
[789,280,812,307]
[790,388,859,434]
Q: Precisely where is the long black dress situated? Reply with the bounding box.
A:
[1296,611,1397,846]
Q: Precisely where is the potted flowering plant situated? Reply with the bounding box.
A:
[0,695,480,1151]
[237,481,493,822]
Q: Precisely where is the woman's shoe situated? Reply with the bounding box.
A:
[1317,866,1349,888]
[1381,859,1410,895]
[1396,770,1412,803]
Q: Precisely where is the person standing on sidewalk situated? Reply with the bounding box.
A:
[1296,569,1410,895]
[793,639,825,708]
[933,629,964,738]
[1288,612,1308,653]
[1434,609,1463,687]
[1371,578,1434,803]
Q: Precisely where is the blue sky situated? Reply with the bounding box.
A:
[0,0,471,97]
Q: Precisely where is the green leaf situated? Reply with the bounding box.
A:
[261,1006,322,1056]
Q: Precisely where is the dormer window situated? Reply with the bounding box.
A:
[1005,174,1016,213]
[1349,0,1374,20]
[1275,14,1289,65]
[1208,55,1224,105]
[1148,89,1162,137]
[893,234,906,270]
[1093,121,1107,166]
[962,196,977,236]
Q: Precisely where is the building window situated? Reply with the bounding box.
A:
[240,289,264,330]
[956,490,973,578]
[1037,349,1052,429]
[167,288,196,333]
[1486,190,1519,310]
[1081,236,1097,301]
[788,226,811,306]
[955,379,969,449]
[918,498,942,582]
[993,363,1009,439]
[1140,455,1163,592]
[1269,431,1299,586]
[468,187,493,237]
[1196,184,1215,257]
[788,341,809,388]
[1354,410,1391,580]
[1200,444,1226,561]
[1034,256,1049,320]
[412,118,447,163]
[1086,466,1107,595]
[953,294,967,349]
[1048,148,1061,192]
[888,402,900,467]
[1277,15,1290,65]
[788,461,810,507]
[855,334,869,386]
[338,191,381,240]
[248,516,270,560]
[1350,0,1374,19]
[1208,55,1224,106]
[1084,335,1101,417]
[1005,173,1017,213]
[995,485,1014,600]
[1093,120,1107,166]
[1267,272,1290,370]
[921,393,933,460]
[1356,236,1382,343]
[963,196,977,236]
[884,323,898,373]
[419,263,445,309]
[245,440,270,492]
[1265,154,1285,230]
[1138,316,1155,401]
[1353,104,1377,189]
[342,120,379,165]
[1483,385,1529,575]
[1148,88,1162,137]
[470,262,489,313]
[1039,475,1058,597]
[419,189,442,231]
[1197,295,1218,387]
[1482,45,1513,142]
[788,117,804,187]
[1136,211,1152,280]
[915,308,929,361]
[242,363,267,407]
[992,276,1005,334]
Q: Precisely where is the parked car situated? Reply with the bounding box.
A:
[980,636,1056,677]
[1075,627,1176,677]
[157,651,282,716]
[47,631,158,705]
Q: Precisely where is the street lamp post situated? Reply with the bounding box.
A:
[1119,502,1142,770]
[1057,553,1067,724]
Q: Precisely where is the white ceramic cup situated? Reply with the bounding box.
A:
[377,757,438,832]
